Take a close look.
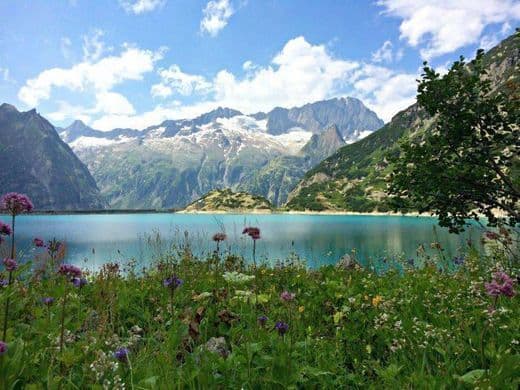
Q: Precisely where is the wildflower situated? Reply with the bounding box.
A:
[298,306,305,313]
[0,222,11,236]
[372,295,383,307]
[42,297,55,306]
[275,321,289,336]
[0,279,8,288]
[3,258,18,272]
[485,231,499,240]
[0,193,34,215]
[58,264,82,278]
[257,315,268,327]
[0,341,7,355]
[72,277,88,288]
[222,271,255,284]
[33,237,45,248]
[163,275,183,290]
[485,271,516,298]
[242,227,261,240]
[280,291,296,302]
[452,256,465,266]
[212,233,227,242]
[113,347,129,362]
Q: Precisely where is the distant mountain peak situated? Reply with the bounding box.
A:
[0,103,18,112]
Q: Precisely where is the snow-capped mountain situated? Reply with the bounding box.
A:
[59,97,383,208]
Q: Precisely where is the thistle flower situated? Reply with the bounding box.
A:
[280,291,296,302]
[72,277,88,288]
[275,321,289,336]
[163,275,183,290]
[58,264,82,278]
[33,238,45,248]
[242,227,261,240]
[3,258,18,272]
[0,222,11,236]
[0,340,7,355]
[0,193,33,215]
[257,315,268,327]
[485,271,516,298]
[212,233,227,242]
[113,347,129,362]
[42,297,55,306]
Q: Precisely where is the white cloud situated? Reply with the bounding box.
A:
[151,65,212,97]
[18,45,164,107]
[119,0,165,14]
[377,0,520,59]
[200,0,235,37]
[371,40,403,63]
[82,29,108,62]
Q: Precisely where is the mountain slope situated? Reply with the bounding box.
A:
[287,31,520,212]
[0,104,106,210]
[61,97,382,208]
[184,189,272,212]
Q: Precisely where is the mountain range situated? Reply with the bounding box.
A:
[57,97,383,208]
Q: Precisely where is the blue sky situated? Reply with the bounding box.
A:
[0,0,518,130]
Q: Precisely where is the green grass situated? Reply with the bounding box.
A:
[0,237,518,389]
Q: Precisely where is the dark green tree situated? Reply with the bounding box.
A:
[388,48,519,233]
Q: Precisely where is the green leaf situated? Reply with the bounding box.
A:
[457,369,486,384]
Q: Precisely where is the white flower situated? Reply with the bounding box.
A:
[222,271,255,284]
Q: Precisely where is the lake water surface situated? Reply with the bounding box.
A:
[2,213,481,269]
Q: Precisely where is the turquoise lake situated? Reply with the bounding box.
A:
[1,213,481,269]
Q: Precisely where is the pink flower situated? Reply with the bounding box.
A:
[485,271,516,298]
[280,291,296,302]
[212,233,227,242]
[3,258,18,272]
[0,222,11,236]
[33,238,45,248]
[484,231,499,240]
[58,264,82,278]
[0,193,33,215]
[242,227,261,240]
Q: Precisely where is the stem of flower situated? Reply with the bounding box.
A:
[1,271,13,341]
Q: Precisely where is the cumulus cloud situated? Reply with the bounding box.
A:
[151,65,212,97]
[372,40,403,63]
[82,29,109,62]
[18,45,164,107]
[119,0,165,14]
[200,0,235,37]
[377,0,520,59]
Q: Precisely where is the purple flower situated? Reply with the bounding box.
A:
[485,271,516,298]
[0,279,8,287]
[72,277,88,288]
[42,297,55,306]
[3,258,18,272]
[0,193,34,215]
[257,315,268,327]
[275,321,289,336]
[212,233,227,242]
[453,256,465,266]
[0,222,11,236]
[113,347,129,362]
[280,291,296,302]
[0,341,7,355]
[242,227,261,240]
[58,264,82,278]
[33,238,45,248]
[163,275,183,290]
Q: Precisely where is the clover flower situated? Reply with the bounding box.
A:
[42,297,55,306]
[212,232,227,242]
[0,341,7,355]
[163,275,183,290]
[3,258,18,272]
[33,238,45,248]
[0,193,33,215]
[280,291,296,302]
[257,315,268,327]
[275,321,289,336]
[58,264,82,278]
[113,347,129,362]
[485,271,516,298]
[0,222,11,236]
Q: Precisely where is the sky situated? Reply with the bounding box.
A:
[0,0,518,131]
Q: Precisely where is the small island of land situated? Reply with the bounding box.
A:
[181,189,273,213]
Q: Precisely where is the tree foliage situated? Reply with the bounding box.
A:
[388,48,520,233]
